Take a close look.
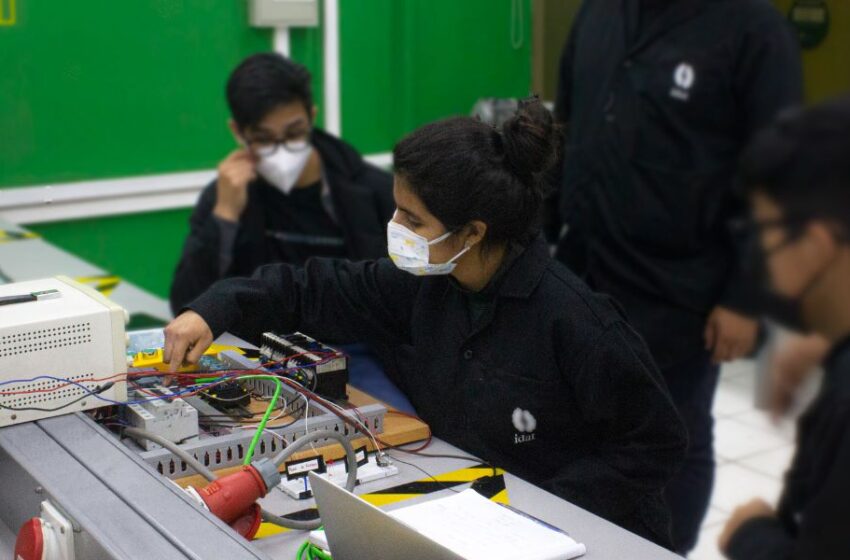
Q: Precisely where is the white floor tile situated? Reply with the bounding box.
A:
[689,522,725,560]
[738,445,796,480]
[701,506,729,529]
[710,463,782,512]
[712,382,754,418]
[728,409,796,444]
[724,370,757,393]
[694,368,796,558]
[720,359,756,381]
[714,417,788,461]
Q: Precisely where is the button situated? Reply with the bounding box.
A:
[623,59,633,68]
[605,114,615,123]
[463,349,474,360]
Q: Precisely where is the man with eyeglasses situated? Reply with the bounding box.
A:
[170,53,394,313]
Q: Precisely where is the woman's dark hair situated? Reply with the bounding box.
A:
[741,94,850,235]
[226,53,313,129]
[392,97,560,247]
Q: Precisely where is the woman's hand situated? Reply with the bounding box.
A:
[163,311,214,372]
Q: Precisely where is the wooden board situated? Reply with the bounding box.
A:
[174,386,429,488]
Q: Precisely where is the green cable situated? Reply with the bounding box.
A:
[310,545,332,560]
[295,542,332,560]
[234,374,283,465]
[307,544,331,560]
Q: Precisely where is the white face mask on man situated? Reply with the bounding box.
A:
[387,221,473,276]
[256,145,313,195]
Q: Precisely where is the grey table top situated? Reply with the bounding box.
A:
[251,438,681,560]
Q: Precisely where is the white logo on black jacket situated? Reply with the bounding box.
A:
[512,408,537,444]
[670,62,695,101]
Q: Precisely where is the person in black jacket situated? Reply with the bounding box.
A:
[170,53,394,314]
[164,99,688,547]
[716,97,850,560]
[552,0,803,552]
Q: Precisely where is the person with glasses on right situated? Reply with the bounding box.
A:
[718,96,850,560]
[170,53,394,314]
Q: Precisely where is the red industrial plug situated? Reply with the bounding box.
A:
[186,464,278,540]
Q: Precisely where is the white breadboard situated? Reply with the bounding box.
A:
[279,452,400,499]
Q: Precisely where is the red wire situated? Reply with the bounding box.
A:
[0,349,432,457]
[0,349,337,396]
[0,372,130,396]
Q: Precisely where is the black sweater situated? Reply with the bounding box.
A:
[170,129,394,314]
[187,236,687,547]
[727,337,850,559]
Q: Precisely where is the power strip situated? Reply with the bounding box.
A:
[279,453,399,500]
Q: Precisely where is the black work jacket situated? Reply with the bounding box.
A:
[170,129,394,313]
[187,236,687,547]
[729,337,850,560]
[554,0,802,366]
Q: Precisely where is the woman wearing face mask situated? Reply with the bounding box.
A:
[164,98,687,547]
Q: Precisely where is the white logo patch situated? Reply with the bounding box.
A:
[512,408,537,444]
[670,62,696,101]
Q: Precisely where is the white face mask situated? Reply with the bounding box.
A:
[387,221,472,276]
[256,145,313,195]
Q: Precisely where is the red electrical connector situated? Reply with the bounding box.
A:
[191,465,269,539]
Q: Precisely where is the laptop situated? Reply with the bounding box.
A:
[308,471,464,560]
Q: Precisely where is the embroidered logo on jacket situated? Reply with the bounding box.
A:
[670,62,696,101]
[512,408,537,444]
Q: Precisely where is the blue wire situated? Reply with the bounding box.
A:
[0,359,333,407]
[0,374,230,406]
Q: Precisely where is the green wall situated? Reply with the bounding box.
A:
[338,0,532,154]
[0,0,271,187]
[19,1,533,300]
[30,209,193,298]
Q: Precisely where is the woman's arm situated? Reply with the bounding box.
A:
[165,257,419,368]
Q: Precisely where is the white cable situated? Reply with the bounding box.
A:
[304,393,321,455]
[323,398,382,453]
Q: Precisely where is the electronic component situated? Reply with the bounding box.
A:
[278,450,399,500]
[126,386,199,451]
[119,349,387,480]
[0,276,128,427]
[200,381,251,409]
[260,332,349,400]
[129,346,233,373]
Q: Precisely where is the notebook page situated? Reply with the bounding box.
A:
[388,489,586,560]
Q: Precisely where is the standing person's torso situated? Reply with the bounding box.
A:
[559,0,801,365]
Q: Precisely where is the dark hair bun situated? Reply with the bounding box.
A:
[501,97,560,182]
